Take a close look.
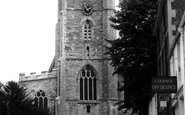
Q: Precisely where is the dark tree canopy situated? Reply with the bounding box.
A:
[107,0,157,114]
[0,81,50,115]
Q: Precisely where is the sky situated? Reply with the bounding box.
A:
[0,0,119,83]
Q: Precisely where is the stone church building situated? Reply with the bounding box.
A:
[19,0,120,115]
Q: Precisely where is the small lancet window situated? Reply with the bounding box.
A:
[86,46,90,57]
[87,105,91,113]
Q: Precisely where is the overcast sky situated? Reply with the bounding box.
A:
[0,0,119,83]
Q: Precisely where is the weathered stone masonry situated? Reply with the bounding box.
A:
[20,0,119,115]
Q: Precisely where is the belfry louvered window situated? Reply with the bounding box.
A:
[83,20,92,40]
[80,64,97,100]
[34,90,48,108]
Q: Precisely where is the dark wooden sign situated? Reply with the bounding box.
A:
[151,77,177,93]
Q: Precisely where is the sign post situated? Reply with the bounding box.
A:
[151,77,177,93]
[151,77,177,115]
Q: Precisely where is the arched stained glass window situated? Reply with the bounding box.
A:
[83,20,93,40]
[80,64,97,101]
[34,90,48,108]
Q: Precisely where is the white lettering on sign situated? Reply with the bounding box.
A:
[152,85,160,89]
[160,85,176,90]
[152,77,177,93]
[152,85,176,90]
[154,79,173,83]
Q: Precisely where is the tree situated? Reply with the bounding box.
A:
[107,0,157,114]
[0,81,50,115]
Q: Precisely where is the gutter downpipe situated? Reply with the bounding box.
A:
[178,26,185,115]
[178,12,185,115]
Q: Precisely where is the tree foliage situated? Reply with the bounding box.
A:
[0,81,50,115]
[107,0,157,114]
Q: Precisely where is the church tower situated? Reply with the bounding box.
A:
[55,0,118,114]
[19,0,119,115]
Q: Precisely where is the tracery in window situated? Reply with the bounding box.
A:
[83,19,93,40]
[34,90,48,108]
[80,64,97,101]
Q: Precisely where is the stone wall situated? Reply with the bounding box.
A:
[20,0,119,115]
[168,0,185,49]
[57,0,118,115]
[19,70,57,115]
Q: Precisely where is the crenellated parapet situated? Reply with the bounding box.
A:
[19,69,57,82]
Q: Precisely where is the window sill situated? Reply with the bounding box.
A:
[77,100,100,104]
